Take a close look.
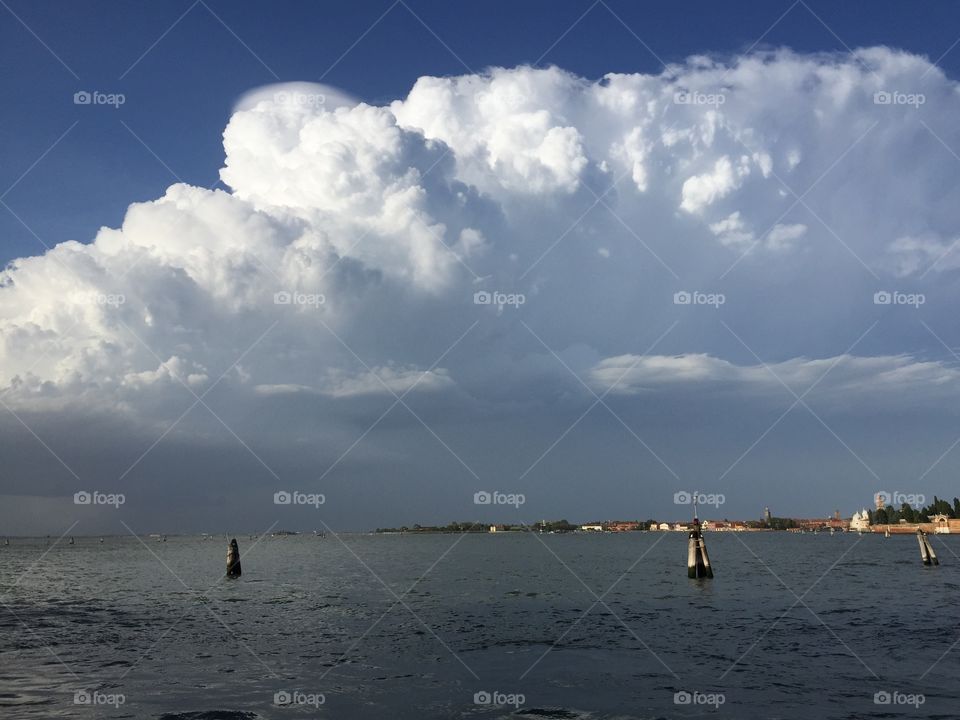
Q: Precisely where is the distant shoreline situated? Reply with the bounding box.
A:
[4,519,956,539]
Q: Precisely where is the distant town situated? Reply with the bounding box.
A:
[373,494,960,535]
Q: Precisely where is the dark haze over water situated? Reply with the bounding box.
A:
[2,532,959,719]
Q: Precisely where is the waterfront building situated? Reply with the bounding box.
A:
[850,509,871,531]
[931,514,951,534]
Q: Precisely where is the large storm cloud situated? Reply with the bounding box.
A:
[3,48,960,533]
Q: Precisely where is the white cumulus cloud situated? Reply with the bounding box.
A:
[3,48,960,530]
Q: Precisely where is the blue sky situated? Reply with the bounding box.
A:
[4,0,960,264]
[5,1,960,533]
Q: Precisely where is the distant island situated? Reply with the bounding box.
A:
[373,496,960,535]
[375,520,581,534]
[373,519,767,534]
[374,519,780,534]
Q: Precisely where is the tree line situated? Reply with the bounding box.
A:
[868,496,960,525]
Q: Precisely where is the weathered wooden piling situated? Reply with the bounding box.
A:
[226,538,242,577]
[687,515,713,579]
[917,529,938,566]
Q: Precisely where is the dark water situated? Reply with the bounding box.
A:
[2,531,959,719]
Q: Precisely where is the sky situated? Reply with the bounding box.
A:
[3,0,960,534]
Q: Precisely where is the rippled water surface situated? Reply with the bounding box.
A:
[2,532,959,719]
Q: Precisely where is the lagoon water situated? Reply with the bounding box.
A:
[2,531,959,719]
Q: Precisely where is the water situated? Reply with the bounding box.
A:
[2,531,959,719]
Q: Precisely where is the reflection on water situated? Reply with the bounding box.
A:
[1,532,959,718]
